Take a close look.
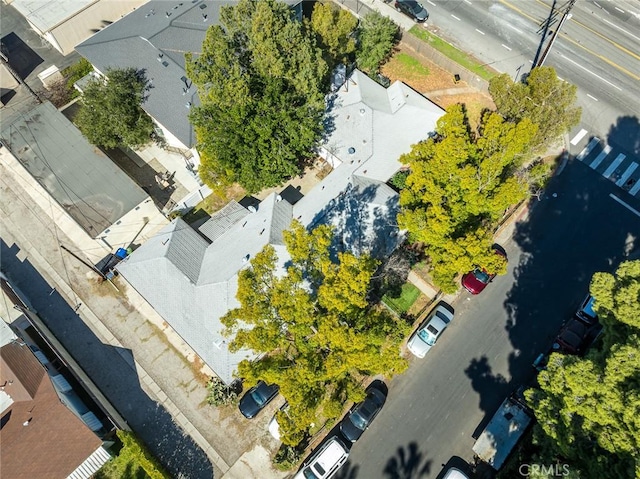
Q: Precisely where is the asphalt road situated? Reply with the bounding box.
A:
[344,158,640,478]
[422,0,640,138]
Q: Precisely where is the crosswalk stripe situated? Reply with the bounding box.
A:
[616,162,638,187]
[570,129,588,146]
[603,154,626,178]
[629,179,640,196]
[589,145,612,169]
[577,137,600,160]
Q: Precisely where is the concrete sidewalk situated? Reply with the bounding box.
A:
[0,167,286,479]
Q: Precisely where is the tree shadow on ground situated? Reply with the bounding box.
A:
[0,239,215,479]
[607,115,640,157]
[383,441,432,479]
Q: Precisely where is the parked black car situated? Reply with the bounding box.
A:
[339,387,387,442]
[553,319,589,354]
[239,381,279,419]
[395,0,429,22]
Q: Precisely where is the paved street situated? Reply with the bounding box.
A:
[421,0,640,138]
[345,157,640,478]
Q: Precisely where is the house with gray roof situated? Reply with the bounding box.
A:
[76,0,303,154]
[0,101,167,263]
[116,70,445,383]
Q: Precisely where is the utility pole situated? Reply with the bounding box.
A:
[533,0,577,70]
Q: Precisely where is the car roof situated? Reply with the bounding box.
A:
[427,314,448,332]
[443,468,469,479]
[311,437,348,474]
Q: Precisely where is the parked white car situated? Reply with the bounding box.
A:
[293,436,349,479]
[407,304,454,358]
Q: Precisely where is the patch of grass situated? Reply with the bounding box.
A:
[408,27,496,81]
[382,283,421,314]
[189,184,247,216]
[395,52,430,76]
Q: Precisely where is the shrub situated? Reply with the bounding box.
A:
[205,377,238,406]
[273,443,304,471]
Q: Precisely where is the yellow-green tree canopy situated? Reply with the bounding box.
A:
[489,66,581,153]
[397,104,536,291]
[526,260,640,478]
[309,2,358,69]
[222,221,409,445]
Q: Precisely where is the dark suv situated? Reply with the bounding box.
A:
[553,319,588,354]
[395,0,429,22]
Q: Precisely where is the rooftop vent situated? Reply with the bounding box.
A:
[359,108,366,115]
[242,254,250,263]
[202,13,208,21]
[185,102,191,109]
[145,9,155,17]
[157,53,164,62]
[165,11,172,18]
[248,205,257,213]
[276,194,282,202]
[348,147,356,155]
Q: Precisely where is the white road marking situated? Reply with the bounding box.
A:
[451,14,461,21]
[476,28,485,35]
[610,194,640,216]
[570,129,588,145]
[558,53,622,91]
[508,25,524,34]
[577,137,600,160]
[616,162,638,186]
[615,6,625,13]
[589,145,612,169]
[630,179,640,196]
[602,18,640,42]
[587,93,599,101]
[593,1,601,8]
[501,44,512,51]
[427,0,436,6]
[603,153,626,178]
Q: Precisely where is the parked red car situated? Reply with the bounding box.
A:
[461,248,506,295]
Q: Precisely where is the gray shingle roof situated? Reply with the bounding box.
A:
[75,0,231,148]
[0,102,148,236]
[198,200,249,243]
[117,69,445,383]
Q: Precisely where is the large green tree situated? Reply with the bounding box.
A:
[526,260,640,478]
[75,67,154,149]
[222,221,409,445]
[355,11,399,74]
[186,0,328,193]
[397,104,537,291]
[489,66,581,153]
[309,2,358,69]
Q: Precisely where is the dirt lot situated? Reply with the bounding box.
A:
[382,42,495,127]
